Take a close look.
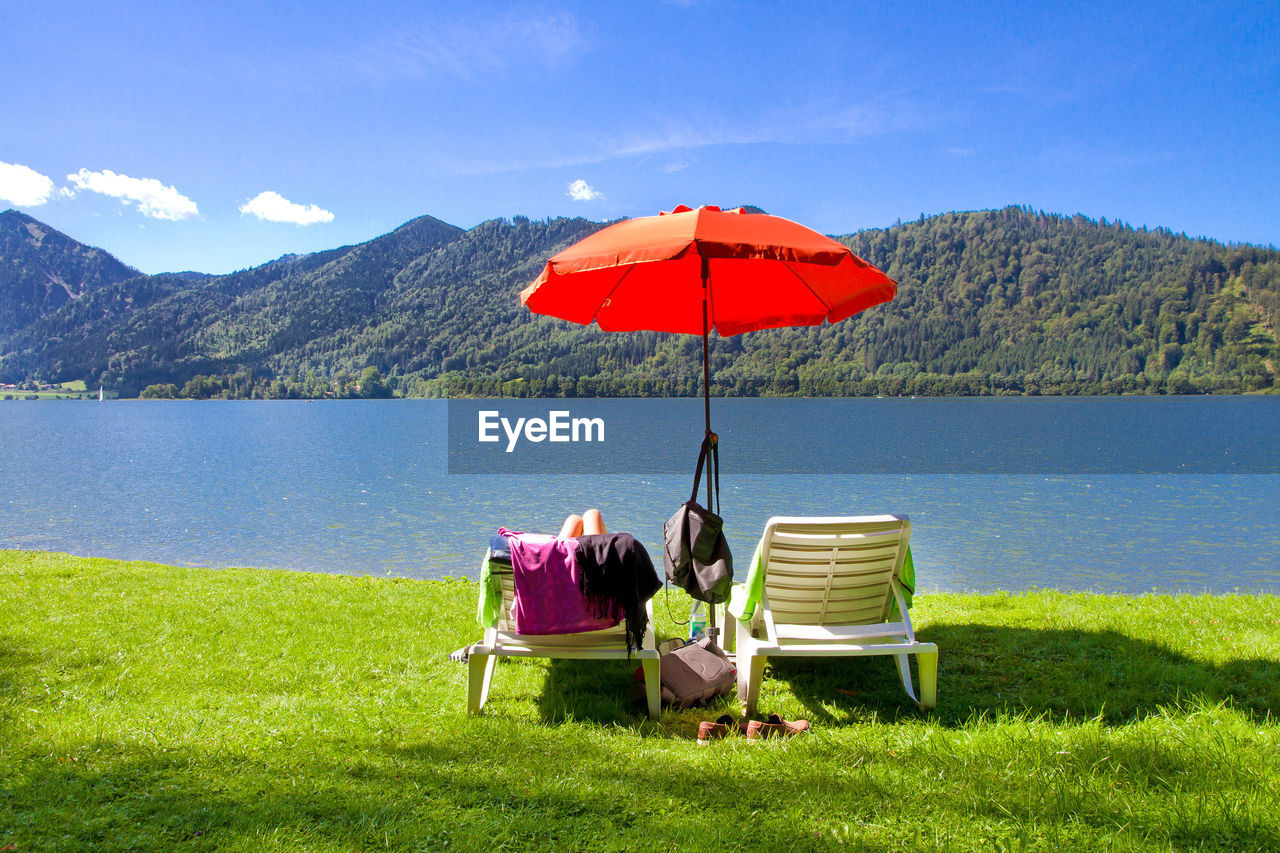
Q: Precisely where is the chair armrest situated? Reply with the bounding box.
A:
[890,578,916,642]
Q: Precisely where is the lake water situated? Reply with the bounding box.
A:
[2,398,1278,595]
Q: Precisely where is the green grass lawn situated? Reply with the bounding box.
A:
[3,550,1278,851]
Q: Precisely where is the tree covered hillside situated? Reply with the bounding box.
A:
[1,207,1276,397]
[838,208,1280,395]
[0,214,465,393]
[439,208,1280,397]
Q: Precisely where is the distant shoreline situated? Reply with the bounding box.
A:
[5,389,1280,401]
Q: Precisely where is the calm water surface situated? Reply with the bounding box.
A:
[2,399,1277,594]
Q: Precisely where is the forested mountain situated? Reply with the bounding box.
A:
[0,210,137,336]
[837,209,1280,395]
[1,206,1277,397]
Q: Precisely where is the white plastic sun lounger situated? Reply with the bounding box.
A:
[467,551,662,719]
[733,515,938,717]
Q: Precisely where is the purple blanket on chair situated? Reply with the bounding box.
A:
[498,528,621,635]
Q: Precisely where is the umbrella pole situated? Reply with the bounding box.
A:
[701,256,713,447]
[700,258,721,646]
[702,306,712,476]
[700,257,713,510]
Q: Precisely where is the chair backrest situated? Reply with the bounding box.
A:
[759,515,911,627]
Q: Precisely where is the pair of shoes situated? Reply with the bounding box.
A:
[696,714,750,745]
[746,713,810,739]
[698,713,810,743]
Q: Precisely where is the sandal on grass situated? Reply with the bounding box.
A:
[746,713,811,739]
[697,714,749,744]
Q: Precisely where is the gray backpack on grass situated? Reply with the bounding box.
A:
[635,637,735,709]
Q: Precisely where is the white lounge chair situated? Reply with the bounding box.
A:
[467,551,662,719]
[731,515,938,717]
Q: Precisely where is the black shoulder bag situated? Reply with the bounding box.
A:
[663,433,733,604]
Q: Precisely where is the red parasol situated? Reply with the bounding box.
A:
[522,204,895,336]
[521,204,897,442]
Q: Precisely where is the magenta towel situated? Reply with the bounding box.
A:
[498,528,620,635]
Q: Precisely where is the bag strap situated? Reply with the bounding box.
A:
[688,432,721,513]
[710,436,721,515]
[661,582,690,627]
[668,431,723,625]
[688,435,709,503]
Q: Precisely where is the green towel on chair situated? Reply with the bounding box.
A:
[477,553,503,628]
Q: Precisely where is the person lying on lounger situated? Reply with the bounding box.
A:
[454,508,659,663]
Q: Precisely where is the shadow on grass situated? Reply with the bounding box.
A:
[537,657,654,725]
[768,624,1280,726]
[0,736,897,851]
[8,726,1279,852]
[459,654,657,727]
[537,656,749,735]
[459,621,1280,731]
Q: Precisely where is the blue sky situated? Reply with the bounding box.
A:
[2,0,1276,274]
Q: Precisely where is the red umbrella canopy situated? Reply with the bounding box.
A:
[521,205,896,336]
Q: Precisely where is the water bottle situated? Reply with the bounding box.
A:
[689,601,707,640]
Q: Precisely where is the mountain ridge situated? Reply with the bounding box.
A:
[0,209,139,337]
[1,206,1276,397]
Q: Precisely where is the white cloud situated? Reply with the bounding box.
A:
[610,95,933,160]
[567,179,603,202]
[448,96,933,178]
[67,168,199,220]
[239,191,335,225]
[0,161,58,206]
[353,12,584,83]
[663,160,692,173]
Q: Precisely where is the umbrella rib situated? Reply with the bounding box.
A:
[780,260,835,313]
[591,264,638,326]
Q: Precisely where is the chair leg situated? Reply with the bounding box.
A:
[738,653,765,718]
[641,656,660,720]
[916,648,938,710]
[895,653,919,704]
[718,604,735,654]
[467,651,495,714]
